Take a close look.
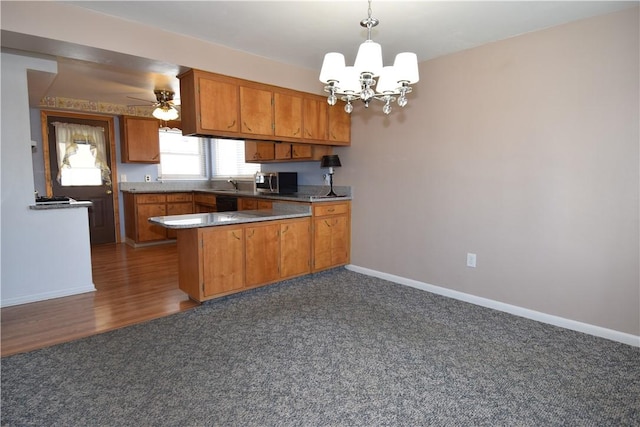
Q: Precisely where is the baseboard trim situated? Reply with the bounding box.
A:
[346,264,640,348]
[0,284,96,308]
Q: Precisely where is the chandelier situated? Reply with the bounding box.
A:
[319,0,419,115]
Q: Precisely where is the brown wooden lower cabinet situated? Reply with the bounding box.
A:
[312,201,351,272]
[177,217,311,302]
[124,192,194,246]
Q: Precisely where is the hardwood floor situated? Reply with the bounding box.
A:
[1,243,200,357]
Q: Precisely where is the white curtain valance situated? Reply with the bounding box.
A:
[52,122,111,186]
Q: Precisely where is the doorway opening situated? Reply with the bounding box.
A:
[40,110,120,245]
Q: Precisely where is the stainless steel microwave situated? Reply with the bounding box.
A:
[254,172,298,194]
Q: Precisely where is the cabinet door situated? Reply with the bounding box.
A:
[275,143,292,160]
[245,140,275,162]
[303,97,328,141]
[199,77,239,133]
[121,116,160,163]
[239,198,257,210]
[240,86,273,135]
[257,200,272,210]
[281,219,311,278]
[329,215,349,266]
[166,202,193,239]
[327,104,351,145]
[274,92,302,138]
[202,227,244,296]
[245,223,280,286]
[137,203,167,242]
[291,144,313,159]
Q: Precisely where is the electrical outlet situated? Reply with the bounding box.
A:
[120,174,127,182]
[145,174,151,182]
[466,253,477,268]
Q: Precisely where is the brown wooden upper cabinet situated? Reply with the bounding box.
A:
[179,69,239,137]
[240,85,274,136]
[328,102,351,145]
[178,69,350,146]
[274,92,302,139]
[120,116,161,163]
[303,96,328,142]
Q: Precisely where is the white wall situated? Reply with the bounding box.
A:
[1,52,95,306]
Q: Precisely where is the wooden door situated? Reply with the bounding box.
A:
[274,92,302,138]
[303,97,328,141]
[42,111,118,245]
[244,140,274,162]
[199,77,239,132]
[314,217,333,271]
[240,86,273,135]
[120,116,160,163]
[245,223,280,286]
[328,103,351,144]
[202,227,244,296]
[281,219,310,278]
[330,216,349,265]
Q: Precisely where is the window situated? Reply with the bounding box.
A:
[158,129,207,180]
[211,139,261,177]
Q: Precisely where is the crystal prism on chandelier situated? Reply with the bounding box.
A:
[319,0,419,115]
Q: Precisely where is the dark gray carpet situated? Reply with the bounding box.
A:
[2,268,639,426]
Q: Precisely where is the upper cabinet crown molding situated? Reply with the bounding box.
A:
[178,69,350,146]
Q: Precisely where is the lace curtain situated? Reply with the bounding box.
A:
[52,122,111,186]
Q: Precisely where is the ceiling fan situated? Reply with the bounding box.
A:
[128,89,180,121]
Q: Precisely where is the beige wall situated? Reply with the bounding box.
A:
[340,8,639,335]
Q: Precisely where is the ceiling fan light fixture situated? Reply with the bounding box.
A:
[151,89,179,121]
[152,105,179,121]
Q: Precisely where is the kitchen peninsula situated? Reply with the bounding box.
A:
[148,193,350,302]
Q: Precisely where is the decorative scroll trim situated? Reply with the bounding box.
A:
[39,96,155,117]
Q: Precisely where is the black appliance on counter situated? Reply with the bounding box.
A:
[254,172,298,194]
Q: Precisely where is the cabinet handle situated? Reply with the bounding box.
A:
[231,231,241,240]
[243,121,253,132]
[247,230,255,238]
[327,208,335,213]
[282,225,289,234]
[227,120,236,129]
[152,154,159,160]
[293,128,300,136]
[324,220,331,227]
[306,129,312,137]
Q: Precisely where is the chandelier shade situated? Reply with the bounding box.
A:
[319,53,346,84]
[319,0,419,115]
[354,40,383,76]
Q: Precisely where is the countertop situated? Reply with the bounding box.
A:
[29,200,93,210]
[120,183,351,203]
[194,189,351,203]
[149,203,311,229]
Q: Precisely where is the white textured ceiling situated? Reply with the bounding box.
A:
[7,1,637,106]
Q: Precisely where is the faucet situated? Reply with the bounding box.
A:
[227,178,238,191]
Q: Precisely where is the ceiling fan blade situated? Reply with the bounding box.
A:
[126,95,156,104]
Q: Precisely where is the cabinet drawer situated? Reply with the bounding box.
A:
[167,193,193,202]
[313,203,349,217]
[194,194,217,206]
[136,194,166,204]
